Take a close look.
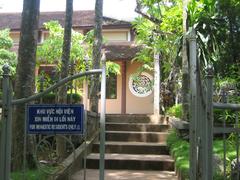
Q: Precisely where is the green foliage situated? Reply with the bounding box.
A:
[0,49,17,75]
[11,170,47,180]
[37,21,119,79]
[167,130,238,179]
[214,109,236,124]
[166,104,182,118]
[0,29,13,49]
[213,139,237,178]
[133,0,183,78]
[0,29,17,75]
[37,21,93,72]
[38,93,82,104]
[188,0,240,77]
[36,72,56,92]
[166,130,189,179]
[106,61,120,76]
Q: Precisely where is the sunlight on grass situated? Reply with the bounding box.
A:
[11,170,47,180]
[167,130,239,179]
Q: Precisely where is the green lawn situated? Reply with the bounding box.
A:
[167,130,237,179]
[11,170,47,180]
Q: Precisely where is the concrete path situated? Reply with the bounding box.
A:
[71,169,177,180]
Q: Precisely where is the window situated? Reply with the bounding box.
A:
[88,73,117,99]
[102,31,129,42]
[106,74,117,99]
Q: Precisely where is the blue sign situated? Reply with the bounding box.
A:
[27,104,84,134]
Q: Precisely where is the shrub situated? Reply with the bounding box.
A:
[166,104,182,118]
[167,130,189,178]
[38,93,82,104]
[214,109,236,125]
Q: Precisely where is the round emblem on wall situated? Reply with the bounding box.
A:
[129,72,153,97]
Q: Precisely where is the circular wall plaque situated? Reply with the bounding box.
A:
[129,72,153,97]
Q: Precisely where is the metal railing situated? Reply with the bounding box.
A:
[0,57,107,180]
[188,27,240,180]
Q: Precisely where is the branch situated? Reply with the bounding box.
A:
[135,0,162,24]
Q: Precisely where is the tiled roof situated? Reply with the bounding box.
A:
[11,42,141,61]
[0,10,131,30]
[104,42,141,61]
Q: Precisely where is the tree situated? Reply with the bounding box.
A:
[37,21,91,71]
[12,0,40,171]
[89,0,103,113]
[133,0,183,111]
[188,0,240,81]
[0,29,17,76]
[56,0,73,159]
[182,0,190,121]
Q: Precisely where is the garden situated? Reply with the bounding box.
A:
[0,0,239,179]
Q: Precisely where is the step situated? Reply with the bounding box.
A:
[106,123,170,132]
[92,141,169,155]
[71,169,177,180]
[106,114,167,124]
[106,131,169,143]
[87,153,174,171]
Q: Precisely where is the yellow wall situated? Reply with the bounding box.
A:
[102,31,128,41]
[84,61,122,114]
[9,32,20,43]
[103,64,122,113]
[126,61,153,114]
[83,61,154,114]
[9,29,130,44]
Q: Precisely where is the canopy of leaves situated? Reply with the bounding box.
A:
[37,21,120,76]
[0,29,17,75]
[133,0,182,79]
[37,21,93,72]
[188,0,240,81]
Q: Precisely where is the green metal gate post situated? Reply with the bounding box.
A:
[0,61,106,180]
[187,28,198,180]
[0,64,13,180]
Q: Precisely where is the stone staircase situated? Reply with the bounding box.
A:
[72,114,177,180]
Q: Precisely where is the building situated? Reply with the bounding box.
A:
[0,10,154,114]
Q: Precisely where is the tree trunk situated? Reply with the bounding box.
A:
[57,0,73,159]
[12,0,40,171]
[182,0,190,121]
[89,0,103,113]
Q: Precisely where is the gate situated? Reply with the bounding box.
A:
[187,28,240,180]
[0,56,107,180]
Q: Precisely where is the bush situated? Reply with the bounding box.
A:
[166,104,182,118]
[38,93,82,104]
[167,130,237,179]
[167,130,189,178]
[214,109,236,125]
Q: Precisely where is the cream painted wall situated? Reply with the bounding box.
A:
[9,32,20,43]
[101,65,122,113]
[83,61,154,114]
[9,29,130,45]
[83,61,122,114]
[102,31,128,41]
[126,61,153,114]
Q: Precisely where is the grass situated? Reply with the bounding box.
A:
[167,130,238,179]
[166,130,189,178]
[11,165,60,180]
[11,170,47,180]
[166,104,183,119]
